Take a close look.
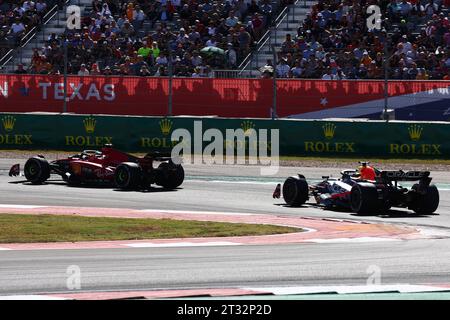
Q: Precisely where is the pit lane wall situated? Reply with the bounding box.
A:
[0,113,449,158]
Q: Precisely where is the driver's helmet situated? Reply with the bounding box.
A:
[359,161,369,167]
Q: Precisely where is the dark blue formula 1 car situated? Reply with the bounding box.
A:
[273,169,439,215]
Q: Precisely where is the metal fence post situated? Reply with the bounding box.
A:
[168,42,173,116]
[63,40,68,113]
[383,20,389,122]
[271,45,277,119]
[383,44,388,122]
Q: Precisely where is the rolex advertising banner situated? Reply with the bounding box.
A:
[0,113,449,158]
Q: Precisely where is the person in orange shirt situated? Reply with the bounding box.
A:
[360,52,373,67]
[357,161,377,180]
[126,3,134,21]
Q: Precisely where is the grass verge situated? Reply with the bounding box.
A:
[0,214,300,243]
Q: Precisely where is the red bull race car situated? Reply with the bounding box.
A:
[8,144,184,190]
[273,167,439,215]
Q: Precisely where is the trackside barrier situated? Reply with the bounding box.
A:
[1,75,450,121]
[0,113,449,158]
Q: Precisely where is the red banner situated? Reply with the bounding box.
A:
[0,74,449,119]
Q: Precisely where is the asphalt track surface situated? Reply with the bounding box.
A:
[0,159,450,296]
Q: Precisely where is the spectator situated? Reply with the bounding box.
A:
[158,5,173,22]
[15,63,27,74]
[261,0,273,26]
[276,58,290,78]
[225,43,237,68]
[9,17,26,44]
[90,63,101,75]
[138,41,152,59]
[238,26,251,57]
[22,1,35,12]
[251,14,264,40]
[120,20,135,37]
[425,0,439,18]
[151,41,160,59]
[291,60,304,78]
[78,64,90,76]
[281,33,296,54]
[322,67,335,80]
[225,11,239,28]
[156,52,168,66]
[103,65,113,76]
[139,65,152,76]
[191,51,202,67]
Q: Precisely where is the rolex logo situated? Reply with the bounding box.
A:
[408,124,423,141]
[83,116,96,134]
[2,116,16,132]
[322,123,336,140]
[241,120,255,136]
[159,118,173,135]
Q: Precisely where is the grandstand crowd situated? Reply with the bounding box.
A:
[2,0,450,80]
[274,0,450,80]
[0,0,63,58]
[7,0,287,76]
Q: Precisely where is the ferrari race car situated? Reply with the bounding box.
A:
[8,144,184,190]
[273,169,439,215]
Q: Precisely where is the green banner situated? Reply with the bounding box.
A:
[1,113,449,158]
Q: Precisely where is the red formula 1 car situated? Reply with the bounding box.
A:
[9,144,184,190]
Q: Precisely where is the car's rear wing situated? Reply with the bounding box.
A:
[379,170,431,182]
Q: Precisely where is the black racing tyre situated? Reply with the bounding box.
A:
[282,176,309,206]
[350,183,381,215]
[411,184,439,214]
[157,162,185,189]
[114,162,142,190]
[24,157,50,184]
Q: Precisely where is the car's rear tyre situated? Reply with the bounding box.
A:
[156,162,184,189]
[350,183,381,215]
[24,157,50,184]
[114,162,142,190]
[411,184,439,214]
[282,176,309,206]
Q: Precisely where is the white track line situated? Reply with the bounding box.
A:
[208,180,276,185]
[0,295,69,300]
[123,241,241,248]
[0,204,47,209]
[139,209,255,216]
[245,284,450,295]
[304,237,401,243]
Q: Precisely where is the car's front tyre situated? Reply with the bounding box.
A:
[282,176,309,206]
